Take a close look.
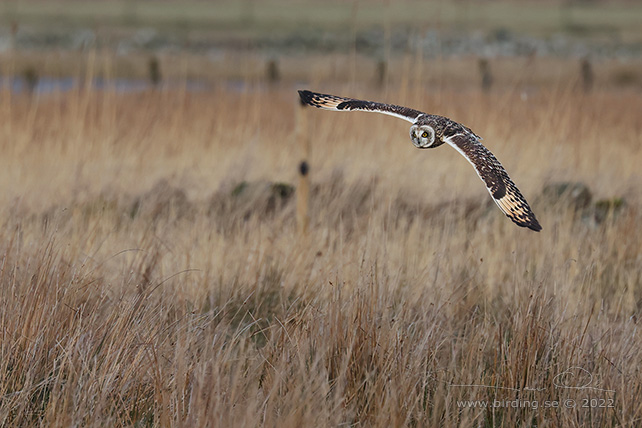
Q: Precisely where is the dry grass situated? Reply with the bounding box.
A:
[0,66,641,427]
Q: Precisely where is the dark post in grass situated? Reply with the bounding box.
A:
[376,60,387,89]
[478,58,493,93]
[266,58,281,85]
[148,56,162,88]
[10,20,18,52]
[580,57,593,93]
[296,95,311,236]
[22,67,38,94]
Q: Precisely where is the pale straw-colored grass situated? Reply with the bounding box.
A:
[0,71,640,426]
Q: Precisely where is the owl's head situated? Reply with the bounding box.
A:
[410,124,435,148]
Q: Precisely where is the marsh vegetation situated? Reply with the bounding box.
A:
[0,1,641,426]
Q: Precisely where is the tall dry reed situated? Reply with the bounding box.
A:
[0,75,640,426]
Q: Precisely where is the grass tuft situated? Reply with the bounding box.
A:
[0,78,640,426]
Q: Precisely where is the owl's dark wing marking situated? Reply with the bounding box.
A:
[298,90,423,124]
[444,133,541,231]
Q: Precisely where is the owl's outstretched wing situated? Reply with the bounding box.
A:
[444,133,541,231]
[298,89,540,231]
[298,90,423,124]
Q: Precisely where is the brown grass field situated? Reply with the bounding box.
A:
[0,56,641,426]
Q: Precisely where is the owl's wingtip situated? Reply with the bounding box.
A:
[298,89,313,107]
[525,218,542,232]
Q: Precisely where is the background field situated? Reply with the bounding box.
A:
[4,0,642,40]
[1,1,642,427]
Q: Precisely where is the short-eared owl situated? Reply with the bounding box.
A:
[298,90,541,231]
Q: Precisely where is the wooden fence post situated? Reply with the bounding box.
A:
[296,96,310,236]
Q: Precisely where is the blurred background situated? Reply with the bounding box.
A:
[1,0,641,93]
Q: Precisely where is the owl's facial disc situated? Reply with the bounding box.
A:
[410,125,435,148]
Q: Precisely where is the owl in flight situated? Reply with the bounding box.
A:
[298,90,541,231]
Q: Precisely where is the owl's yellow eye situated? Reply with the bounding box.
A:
[422,131,429,138]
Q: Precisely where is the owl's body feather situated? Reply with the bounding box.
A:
[298,90,541,231]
